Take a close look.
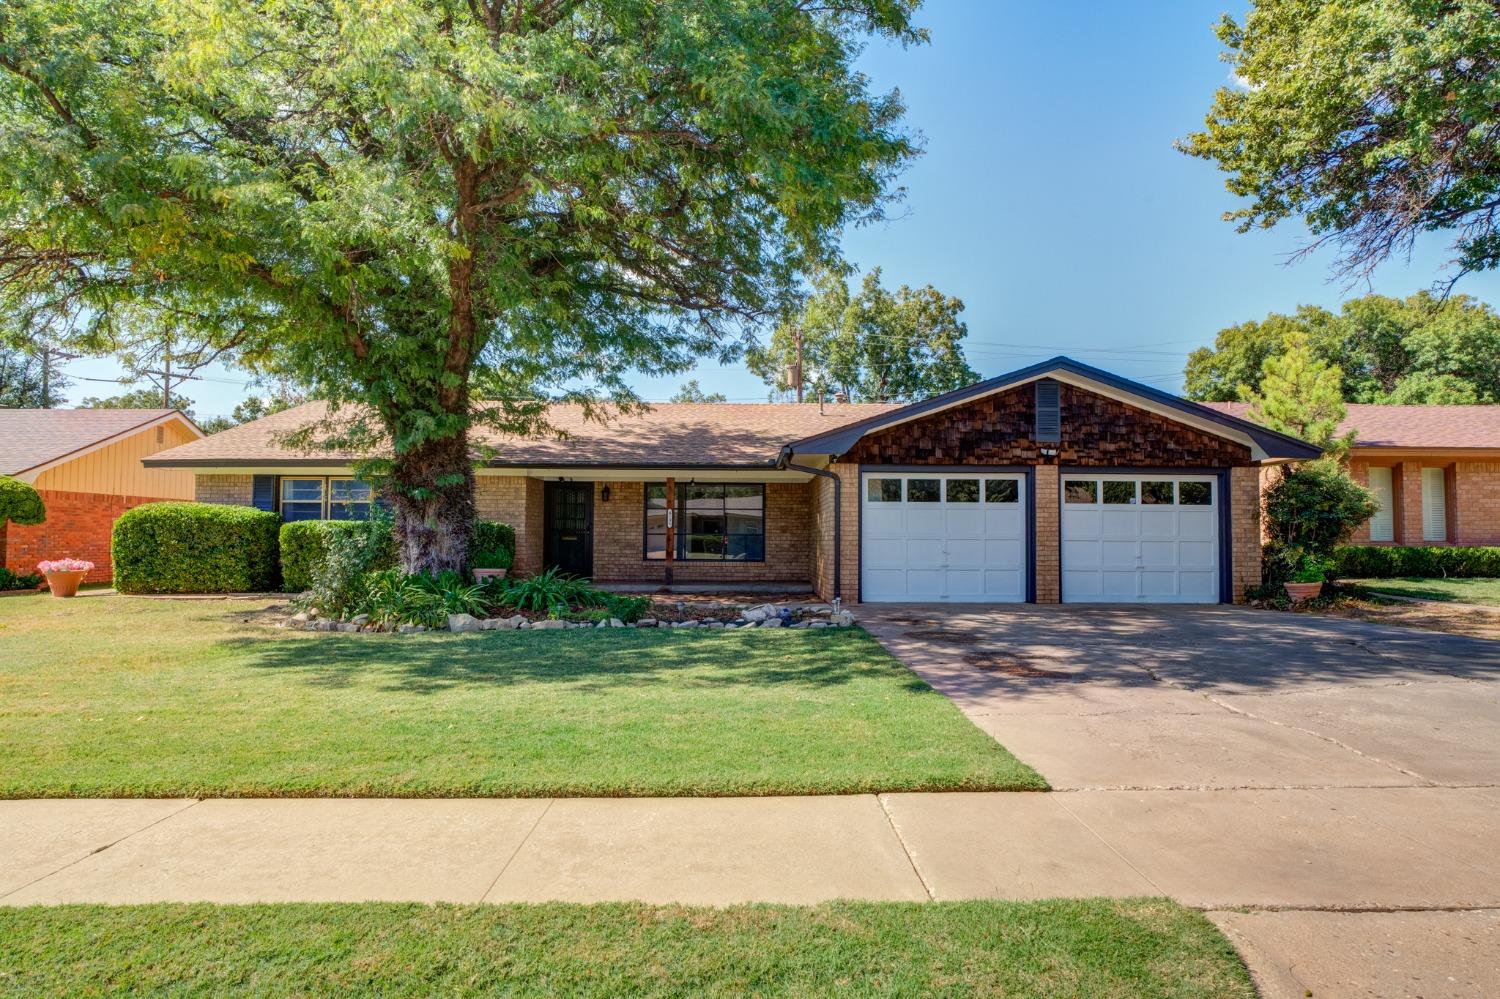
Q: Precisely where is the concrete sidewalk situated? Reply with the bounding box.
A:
[6,789,1498,907]
[6,791,1500,997]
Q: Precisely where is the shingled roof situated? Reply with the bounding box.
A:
[1200,402,1500,450]
[0,408,195,477]
[144,400,902,468]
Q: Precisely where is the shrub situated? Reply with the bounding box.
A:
[302,509,395,619]
[113,503,280,593]
[280,519,397,592]
[1262,459,1379,587]
[472,521,516,570]
[0,567,41,591]
[493,567,606,616]
[0,475,45,527]
[603,593,652,623]
[357,569,445,629]
[1333,545,1500,579]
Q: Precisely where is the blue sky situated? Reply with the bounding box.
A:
[61,1,1500,414]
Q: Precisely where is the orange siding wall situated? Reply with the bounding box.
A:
[32,420,197,499]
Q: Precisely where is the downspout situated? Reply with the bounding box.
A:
[779,448,841,601]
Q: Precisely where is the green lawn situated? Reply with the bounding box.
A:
[0,593,1042,797]
[1349,576,1500,607]
[0,900,1254,998]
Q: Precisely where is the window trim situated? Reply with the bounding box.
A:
[274,475,380,521]
[642,482,767,563]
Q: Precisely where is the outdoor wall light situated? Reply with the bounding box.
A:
[601,485,611,502]
[1040,447,1059,458]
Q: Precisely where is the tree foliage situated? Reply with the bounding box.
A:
[1241,335,1352,452]
[0,345,67,407]
[0,475,46,527]
[0,0,921,574]
[746,267,977,403]
[668,380,726,404]
[1185,291,1500,404]
[1180,0,1500,280]
[1263,459,1379,586]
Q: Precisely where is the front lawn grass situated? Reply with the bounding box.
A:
[0,899,1254,998]
[1348,576,1500,607]
[0,593,1043,797]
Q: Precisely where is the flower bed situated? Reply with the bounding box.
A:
[283,598,855,634]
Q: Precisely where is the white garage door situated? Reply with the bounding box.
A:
[861,472,1027,602]
[1060,474,1220,603]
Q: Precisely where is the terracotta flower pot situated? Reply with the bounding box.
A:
[44,570,86,598]
[1284,581,1323,603]
[472,568,509,583]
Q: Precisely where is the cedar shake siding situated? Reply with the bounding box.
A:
[846,383,1252,468]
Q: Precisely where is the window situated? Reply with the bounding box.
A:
[867,478,902,503]
[280,478,326,522]
[1103,481,1137,505]
[1422,467,1448,542]
[643,483,765,561]
[1141,481,1175,505]
[985,479,1019,504]
[907,479,940,502]
[1366,467,1394,542]
[1178,481,1213,506]
[329,478,374,521]
[1064,480,1097,504]
[945,478,979,503]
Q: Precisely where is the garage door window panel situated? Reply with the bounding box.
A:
[985,479,1019,504]
[867,478,902,503]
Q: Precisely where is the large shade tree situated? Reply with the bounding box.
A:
[0,0,921,573]
[1184,291,1500,404]
[746,267,976,403]
[1180,0,1500,282]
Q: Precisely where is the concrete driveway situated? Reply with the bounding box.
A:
[861,603,1500,999]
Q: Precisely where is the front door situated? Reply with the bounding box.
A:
[543,481,594,577]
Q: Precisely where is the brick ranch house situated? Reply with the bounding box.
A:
[1,408,203,583]
[1205,403,1500,547]
[144,358,1320,604]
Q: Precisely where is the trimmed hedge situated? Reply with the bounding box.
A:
[1334,545,1500,579]
[473,520,516,568]
[279,520,398,592]
[113,503,281,594]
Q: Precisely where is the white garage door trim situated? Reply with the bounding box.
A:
[860,470,1030,603]
[1060,471,1224,604]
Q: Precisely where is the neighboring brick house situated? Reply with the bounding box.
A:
[145,357,1318,604]
[1204,403,1500,548]
[0,409,203,583]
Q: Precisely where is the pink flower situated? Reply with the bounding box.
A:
[37,558,94,574]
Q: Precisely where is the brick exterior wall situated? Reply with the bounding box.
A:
[195,474,254,506]
[590,480,813,587]
[3,489,177,584]
[1230,466,1262,601]
[1454,461,1500,545]
[1033,465,1060,603]
[475,475,544,575]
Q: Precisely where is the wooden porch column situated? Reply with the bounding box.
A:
[664,476,675,585]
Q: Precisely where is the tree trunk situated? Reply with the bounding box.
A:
[389,428,476,577]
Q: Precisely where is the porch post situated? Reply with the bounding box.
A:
[664,475,675,585]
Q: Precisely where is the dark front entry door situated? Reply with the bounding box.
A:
[543,481,594,577]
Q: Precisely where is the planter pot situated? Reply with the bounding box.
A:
[1284,581,1324,603]
[44,570,87,598]
[472,568,509,583]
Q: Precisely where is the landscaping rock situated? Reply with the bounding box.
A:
[810,621,829,628]
[831,611,855,627]
[290,611,311,624]
[608,618,624,628]
[397,624,420,634]
[517,620,531,629]
[447,613,483,633]
[337,622,360,633]
[531,619,568,631]
[637,618,658,628]
[758,617,783,628]
[348,614,369,627]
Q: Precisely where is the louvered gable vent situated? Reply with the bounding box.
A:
[1034,380,1060,442]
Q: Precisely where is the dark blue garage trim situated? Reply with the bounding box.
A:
[856,464,1036,604]
[1057,466,1233,604]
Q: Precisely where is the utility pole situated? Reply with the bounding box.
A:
[140,347,200,410]
[38,346,79,407]
[792,326,804,404]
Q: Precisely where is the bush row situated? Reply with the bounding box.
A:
[1333,545,1500,579]
[112,502,515,594]
[113,503,282,594]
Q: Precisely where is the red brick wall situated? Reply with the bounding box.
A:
[3,489,175,584]
[1454,461,1500,545]
[590,480,812,586]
